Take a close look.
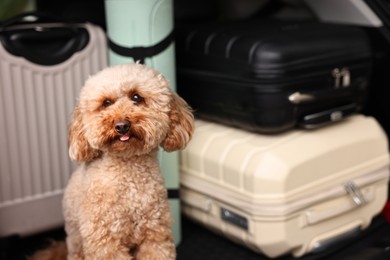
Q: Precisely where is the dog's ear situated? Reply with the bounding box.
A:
[161,92,194,152]
[68,106,101,162]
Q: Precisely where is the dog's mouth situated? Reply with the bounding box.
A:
[116,131,142,143]
[119,135,131,142]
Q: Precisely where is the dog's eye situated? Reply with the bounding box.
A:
[131,93,144,104]
[102,99,113,107]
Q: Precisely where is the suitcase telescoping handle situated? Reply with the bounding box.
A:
[0,12,89,66]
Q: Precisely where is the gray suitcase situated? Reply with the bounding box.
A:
[0,15,108,236]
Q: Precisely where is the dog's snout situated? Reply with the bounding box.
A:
[115,120,131,135]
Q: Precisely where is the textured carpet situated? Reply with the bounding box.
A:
[1,215,390,260]
[177,215,390,260]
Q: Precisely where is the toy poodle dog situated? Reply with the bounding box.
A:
[62,63,194,260]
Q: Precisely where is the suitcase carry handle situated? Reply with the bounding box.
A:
[305,221,363,256]
[0,12,89,65]
[288,86,364,128]
[300,103,360,129]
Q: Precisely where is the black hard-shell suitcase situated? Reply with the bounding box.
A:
[176,20,372,133]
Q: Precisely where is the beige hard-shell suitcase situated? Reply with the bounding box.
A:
[0,17,108,236]
[180,115,390,258]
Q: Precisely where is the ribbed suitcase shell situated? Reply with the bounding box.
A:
[180,115,389,258]
[0,23,107,236]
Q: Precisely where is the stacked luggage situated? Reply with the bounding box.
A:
[176,19,390,258]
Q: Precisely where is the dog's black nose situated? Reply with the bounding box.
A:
[115,120,131,135]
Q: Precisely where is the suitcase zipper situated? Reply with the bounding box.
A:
[181,166,389,218]
[180,62,368,92]
[331,67,351,88]
[288,67,352,105]
[344,181,367,206]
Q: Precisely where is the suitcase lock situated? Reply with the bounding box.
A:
[331,67,350,88]
[344,182,367,206]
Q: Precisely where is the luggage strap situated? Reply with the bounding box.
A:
[167,189,179,199]
[108,30,174,64]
